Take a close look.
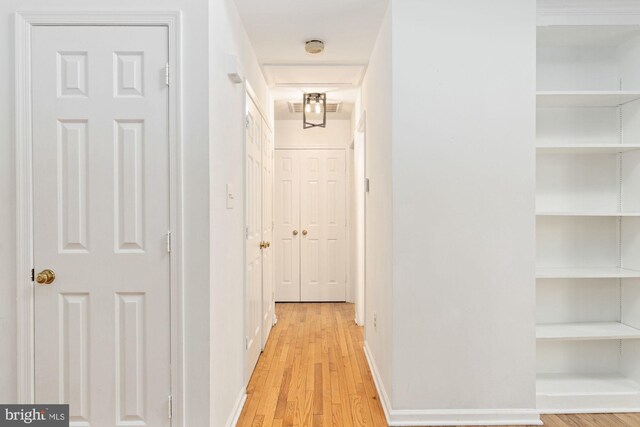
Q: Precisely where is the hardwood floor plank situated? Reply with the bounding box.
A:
[283,400,295,427]
[613,413,640,427]
[236,302,640,427]
[313,363,323,415]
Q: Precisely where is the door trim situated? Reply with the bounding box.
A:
[15,11,185,425]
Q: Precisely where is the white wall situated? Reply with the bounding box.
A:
[208,0,271,426]
[389,0,537,417]
[361,2,394,407]
[0,4,211,424]
[360,1,538,424]
[275,119,352,149]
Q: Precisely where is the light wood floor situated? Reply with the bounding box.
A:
[236,303,640,427]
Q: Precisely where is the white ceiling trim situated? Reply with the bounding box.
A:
[261,63,367,87]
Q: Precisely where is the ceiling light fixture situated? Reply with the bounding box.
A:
[305,40,325,55]
[303,93,326,129]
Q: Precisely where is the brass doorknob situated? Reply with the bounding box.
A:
[266,242,271,248]
[260,241,266,249]
[292,230,298,236]
[302,230,308,236]
[35,269,55,285]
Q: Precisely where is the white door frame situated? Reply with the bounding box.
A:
[15,11,185,425]
[354,111,367,327]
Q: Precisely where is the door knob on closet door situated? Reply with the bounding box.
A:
[302,230,308,236]
[35,269,56,285]
[292,230,298,236]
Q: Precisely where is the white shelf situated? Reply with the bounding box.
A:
[537,322,640,341]
[537,212,640,217]
[536,267,640,279]
[537,373,640,414]
[537,144,640,154]
[537,91,640,107]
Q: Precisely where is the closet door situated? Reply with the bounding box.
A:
[245,97,262,378]
[300,150,347,301]
[274,150,301,301]
[261,119,274,344]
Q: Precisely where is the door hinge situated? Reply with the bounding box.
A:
[165,63,170,86]
[245,116,250,129]
[364,178,370,193]
[31,268,34,282]
[168,395,173,419]
[166,231,172,253]
[245,336,249,350]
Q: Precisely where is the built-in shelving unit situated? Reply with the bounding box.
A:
[536,25,640,414]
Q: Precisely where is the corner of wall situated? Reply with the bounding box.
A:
[208,0,271,426]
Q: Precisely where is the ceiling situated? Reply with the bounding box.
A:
[234,0,389,64]
[262,64,366,87]
[234,0,388,99]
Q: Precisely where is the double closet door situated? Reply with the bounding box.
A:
[275,149,347,302]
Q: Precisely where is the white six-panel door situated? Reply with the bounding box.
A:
[245,97,263,379]
[275,150,347,302]
[261,118,275,343]
[300,150,346,301]
[32,26,171,426]
[274,151,301,301]
[245,96,274,382]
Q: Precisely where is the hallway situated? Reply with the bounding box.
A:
[238,303,640,427]
[237,303,387,426]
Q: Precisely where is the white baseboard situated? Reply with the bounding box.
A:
[363,342,542,426]
[226,388,247,427]
[363,341,393,423]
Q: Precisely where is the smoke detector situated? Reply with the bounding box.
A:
[305,40,325,55]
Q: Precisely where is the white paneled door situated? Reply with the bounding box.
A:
[261,119,275,344]
[274,151,301,301]
[32,26,171,426]
[245,96,274,381]
[275,150,347,302]
[245,97,263,379]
